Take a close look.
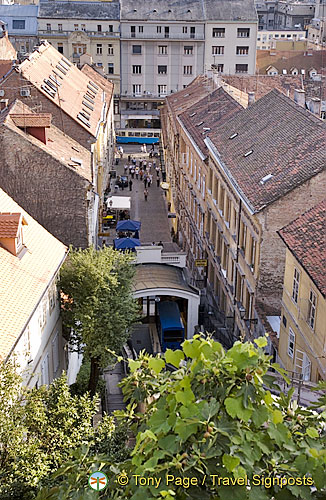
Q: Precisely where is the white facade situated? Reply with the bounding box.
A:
[12,275,65,388]
[257,28,306,49]
[204,22,257,75]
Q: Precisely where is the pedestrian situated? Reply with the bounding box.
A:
[158,240,164,248]
[139,169,144,180]
[152,241,156,246]
[143,160,147,169]
[129,179,133,191]
[128,155,131,162]
[143,143,147,153]
[147,178,151,188]
[156,165,160,176]
[132,158,136,166]
[156,176,160,187]
[144,176,147,188]
[149,174,153,185]
[153,161,156,168]
[124,164,128,173]
[131,168,135,179]
[144,188,148,201]
[135,166,139,179]
[139,160,143,169]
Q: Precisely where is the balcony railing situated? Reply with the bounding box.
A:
[122,32,204,40]
[39,29,120,38]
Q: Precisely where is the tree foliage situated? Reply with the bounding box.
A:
[36,336,326,499]
[59,246,138,393]
[0,362,128,500]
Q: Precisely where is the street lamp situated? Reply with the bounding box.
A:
[239,306,258,324]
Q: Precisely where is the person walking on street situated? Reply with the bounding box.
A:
[144,188,148,201]
[129,179,133,191]
[147,177,151,188]
[131,168,135,179]
[144,176,147,188]
[135,166,139,179]
[140,169,144,180]
[156,176,160,187]
[156,165,160,176]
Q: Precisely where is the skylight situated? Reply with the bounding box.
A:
[229,133,238,139]
[196,121,204,126]
[260,174,273,185]
[189,112,196,117]
[244,150,253,157]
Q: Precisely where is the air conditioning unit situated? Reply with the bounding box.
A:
[0,90,4,97]
[20,89,30,97]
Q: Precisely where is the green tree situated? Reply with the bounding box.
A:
[37,336,326,500]
[0,362,129,500]
[59,246,138,395]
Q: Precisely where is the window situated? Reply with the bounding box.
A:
[108,44,113,55]
[158,84,167,95]
[158,65,167,74]
[184,65,193,75]
[133,84,141,95]
[183,26,188,34]
[52,333,60,374]
[81,24,86,31]
[157,26,162,33]
[237,28,250,38]
[139,26,143,33]
[97,24,102,32]
[133,64,142,74]
[74,24,79,31]
[215,63,224,73]
[282,315,287,327]
[288,328,295,358]
[308,290,317,329]
[38,297,47,330]
[165,27,169,38]
[46,23,51,32]
[236,46,249,55]
[235,64,248,73]
[212,27,225,38]
[212,45,224,55]
[58,24,63,32]
[292,268,300,304]
[57,43,63,54]
[131,26,136,37]
[41,354,50,385]
[132,45,141,54]
[108,63,114,74]
[190,27,195,38]
[96,44,102,55]
[184,45,193,55]
[158,45,167,55]
[13,20,25,30]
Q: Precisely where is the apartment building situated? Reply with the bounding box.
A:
[0,188,67,387]
[0,100,99,248]
[0,4,38,55]
[119,0,257,134]
[256,0,316,30]
[38,1,121,94]
[162,81,326,343]
[257,28,306,50]
[0,41,115,204]
[278,201,326,382]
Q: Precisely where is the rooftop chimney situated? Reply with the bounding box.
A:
[310,97,321,117]
[248,91,255,106]
[294,89,306,108]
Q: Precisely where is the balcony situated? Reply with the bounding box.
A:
[121,32,204,41]
[38,29,120,38]
[121,109,160,116]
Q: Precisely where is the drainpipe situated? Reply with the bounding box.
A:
[232,198,242,340]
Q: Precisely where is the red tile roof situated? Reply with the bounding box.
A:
[178,87,242,155]
[278,200,326,297]
[207,89,326,212]
[0,213,21,238]
[222,74,303,100]
[10,113,52,128]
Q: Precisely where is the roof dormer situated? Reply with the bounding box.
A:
[0,212,27,256]
[10,113,51,145]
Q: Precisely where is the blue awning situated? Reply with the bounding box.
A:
[116,220,141,232]
[113,237,141,250]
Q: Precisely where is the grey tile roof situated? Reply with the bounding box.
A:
[120,0,257,22]
[39,1,120,20]
[207,89,326,212]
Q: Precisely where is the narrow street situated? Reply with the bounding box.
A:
[107,146,174,247]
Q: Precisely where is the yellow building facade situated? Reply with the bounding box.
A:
[278,202,326,382]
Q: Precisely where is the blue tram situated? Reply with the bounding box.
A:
[157,301,185,351]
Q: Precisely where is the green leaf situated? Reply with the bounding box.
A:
[254,337,268,348]
[165,349,184,367]
[272,409,284,425]
[183,339,201,359]
[148,357,165,374]
[252,406,269,427]
[175,388,195,406]
[225,397,252,421]
[129,360,141,372]
[222,454,240,472]
[264,391,273,406]
[306,427,319,439]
